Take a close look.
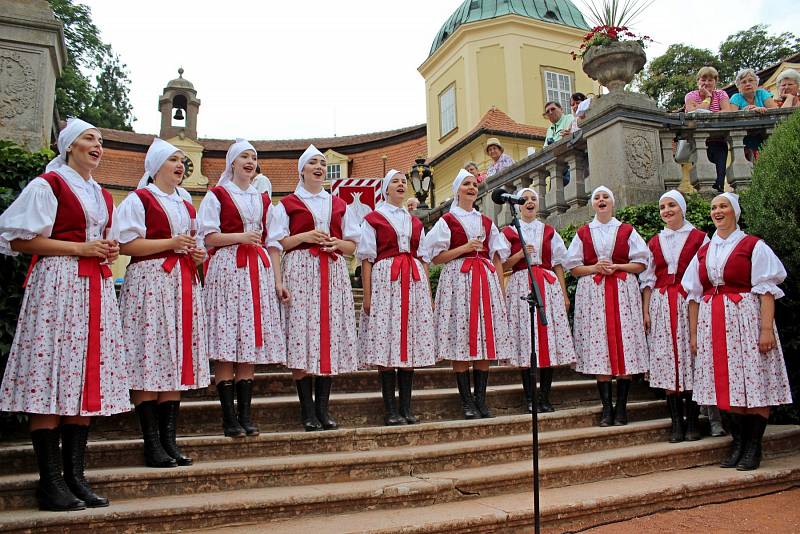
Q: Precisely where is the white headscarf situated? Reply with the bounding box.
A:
[516,187,538,201]
[137,138,183,189]
[298,144,324,182]
[382,169,402,199]
[659,189,686,216]
[46,118,97,172]
[253,173,272,197]
[449,168,474,212]
[219,138,257,187]
[591,185,615,204]
[716,192,741,221]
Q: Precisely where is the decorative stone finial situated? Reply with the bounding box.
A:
[178,67,184,78]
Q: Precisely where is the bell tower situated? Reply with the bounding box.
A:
[159,67,200,140]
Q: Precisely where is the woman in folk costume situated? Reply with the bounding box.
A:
[640,190,709,443]
[0,119,129,511]
[564,185,649,427]
[500,187,576,413]
[420,169,511,419]
[357,170,436,425]
[270,145,360,431]
[682,193,792,471]
[114,138,210,467]
[199,139,288,437]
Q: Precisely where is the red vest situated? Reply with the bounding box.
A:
[210,186,270,238]
[364,210,424,262]
[577,223,634,265]
[697,235,760,294]
[648,228,707,288]
[39,171,113,243]
[129,188,197,263]
[502,224,555,272]
[442,212,492,260]
[280,193,346,251]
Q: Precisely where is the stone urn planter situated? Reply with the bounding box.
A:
[582,41,646,93]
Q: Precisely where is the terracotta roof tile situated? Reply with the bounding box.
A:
[473,107,547,137]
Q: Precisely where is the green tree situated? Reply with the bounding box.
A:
[639,44,721,110]
[49,0,134,130]
[718,24,800,82]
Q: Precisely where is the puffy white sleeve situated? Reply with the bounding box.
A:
[264,204,282,251]
[0,177,58,256]
[112,193,146,244]
[563,234,585,271]
[628,228,650,265]
[751,240,787,299]
[639,254,656,290]
[488,222,510,262]
[550,231,568,267]
[355,219,377,262]
[419,218,451,263]
[342,205,361,244]
[681,255,703,303]
[198,192,221,244]
[268,201,290,243]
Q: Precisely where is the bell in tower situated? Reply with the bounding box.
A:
[158,67,201,140]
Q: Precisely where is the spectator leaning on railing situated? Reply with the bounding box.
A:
[730,68,777,161]
[570,92,592,133]
[544,102,574,145]
[464,161,486,184]
[775,68,800,109]
[485,138,515,178]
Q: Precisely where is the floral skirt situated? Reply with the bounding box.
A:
[646,289,694,391]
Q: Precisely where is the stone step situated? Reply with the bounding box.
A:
[0,402,666,476]
[2,428,797,532]
[189,366,587,399]
[86,380,656,438]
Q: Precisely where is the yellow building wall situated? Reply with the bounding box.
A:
[426,58,466,143]
[477,44,508,114]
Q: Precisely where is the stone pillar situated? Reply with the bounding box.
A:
[533,170,549,216]
[0,0,66,151]
[563,153,588,211]
[690,131,722,197]
[545,161,568,214]
[658,131,683,190]
[727,130,753,191]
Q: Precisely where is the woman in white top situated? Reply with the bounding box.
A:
[500,188,576,413]
[564,186,649,427]
[115,138,210,467]
[199,139,288,438]
[357,170,436,425]
[270,145,360,431]
[682,193,791,471]
[0,118,129,511]
[420,169,511,419]
[640,191,709,443]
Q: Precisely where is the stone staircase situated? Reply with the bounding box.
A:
[0,365,798,533]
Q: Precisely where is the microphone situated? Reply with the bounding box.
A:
[491,188,526,205]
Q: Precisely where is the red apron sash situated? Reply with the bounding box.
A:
[528,266,557,367]
[389,253,421,363]
[703,289,744,411]
[235,244,271,348]
[77,257,112,412]
[460,257,497,359]
[309,246,339,374]
[657,283,688,391]
[593,271,628,375]
[162,254,199,385]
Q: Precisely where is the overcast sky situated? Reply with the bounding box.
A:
[82,0,800,140]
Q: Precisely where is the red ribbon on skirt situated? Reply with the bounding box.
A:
[528,266,557,367]
[390,253,421,363]
[460,257,497,360]
[236,244,270,348]
[703,289,743,411]
[593,271,628,376]
[658,283,688,392]
[162,254,200,386]
[77,257,112,412]
[309,246,338,374]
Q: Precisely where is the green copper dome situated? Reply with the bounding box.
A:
[430,0,589,56]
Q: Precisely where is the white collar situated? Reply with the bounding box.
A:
[224,180,258,196]
[295,183,329,199]
[589,216,620,228]
[378,202,407,215]
[661,221,694,237]
[57,166,101,192]
[450,205,478,217]
[147,183,184,202]
[711,228,744,245]
[519,218,541,227]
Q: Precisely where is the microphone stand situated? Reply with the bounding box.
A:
[507,199,546,534]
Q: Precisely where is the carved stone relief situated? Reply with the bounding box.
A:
[0,50,37,126]
[625,132,656,182]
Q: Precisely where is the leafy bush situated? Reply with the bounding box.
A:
[428,264,443,298]
[740,110,800,423]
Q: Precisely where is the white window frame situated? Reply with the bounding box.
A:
[326,163,341,180]
[544,70,573,112]
[439,83,457,138]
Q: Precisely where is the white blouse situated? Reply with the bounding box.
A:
[681,229,786,302]
[640,222,710,289]
[563,216,650,271]
[419,206,510,264]
[356,202,426,262]
[113,185,197,245]
[268,183,361,246]
[198,181,280,249]
[0,166,109,256]
[499,219,568,267]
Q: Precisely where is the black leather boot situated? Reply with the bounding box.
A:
[683,394,701,441]
[236,379,260,436]
[216,380,246,437]
[397,369,419,424]
[666,395,684,443]
[537,367,555,413]
[520,368,533,413]
[737,414,768,471]
[31,428,85,512]
[613,378,631,426]
[380,370,405,426]
[720,411,745,468]
[157,401,192,466]
[473,368,494,418]
[597,381,614,427]
[314,376,338,430]
[61,424,108,507]
[295,376,322,432]
[135,401,178,468]
[455,371,479,419]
